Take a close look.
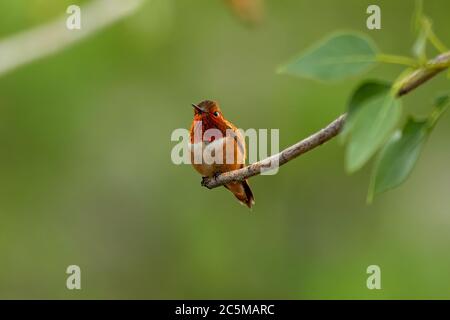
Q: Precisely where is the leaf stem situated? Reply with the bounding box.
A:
[425,26,448,54]
[376,54,419,68]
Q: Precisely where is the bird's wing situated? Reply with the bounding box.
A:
[225,122,246,164]
[234,129,246,164]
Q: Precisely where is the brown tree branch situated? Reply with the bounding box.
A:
[202,114,346,189]
[397,51,450,96]
[202,51,450,189]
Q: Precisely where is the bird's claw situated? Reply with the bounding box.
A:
[201,173,220,188]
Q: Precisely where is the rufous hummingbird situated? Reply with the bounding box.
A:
[189,100,255,208]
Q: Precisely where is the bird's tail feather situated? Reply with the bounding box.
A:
[225,180,255,209]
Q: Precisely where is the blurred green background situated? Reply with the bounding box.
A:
[0,0,449,299]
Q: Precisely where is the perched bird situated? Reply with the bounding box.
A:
[189,100,255,208]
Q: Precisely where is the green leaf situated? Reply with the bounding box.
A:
[368,119,428,202]
[429,94,449,128]
[340,80,391,142]
[368,94,449,202]
[345,84,402,173]
[278,32,379,81]
[435,94,450,109]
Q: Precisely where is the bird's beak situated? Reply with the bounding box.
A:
[192,103,204,113]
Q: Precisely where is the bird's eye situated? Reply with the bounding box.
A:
[213,111,220,117]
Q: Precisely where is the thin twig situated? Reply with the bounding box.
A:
[203,51,450,189]
[397,51,450,96]
[202,114,346,189]
[0,0,144,77]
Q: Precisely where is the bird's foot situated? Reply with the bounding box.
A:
[201,173,221,188]
[201,176,208,187]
